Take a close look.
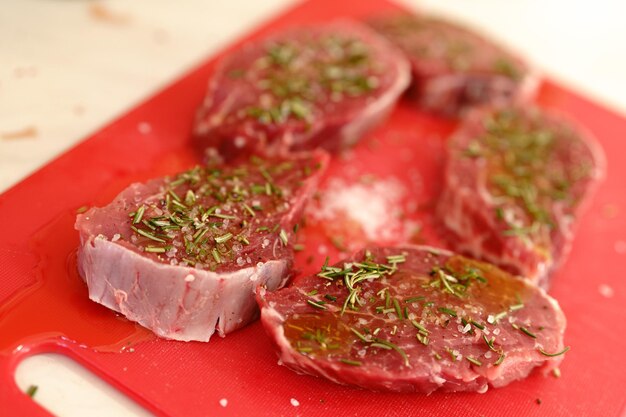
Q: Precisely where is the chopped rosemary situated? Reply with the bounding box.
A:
[513,324,537,339]
[306,299,327,310]
[466,356,482,366]
[416,333,429,346]
[537,346,570,357]
[494,353,506,366]
[26,385,38,398]
[145,246,167,253]
[483,334,497,352]
[212,213,236,220]
[133,205,145,224]
[340,359,362,366]
[279,229,289,246]
[132,227,166,243]
[126,157,308,271]
[373,338,410,367]
[438,307,457,317]
[211,248,221,264]
[350,327,369,343]
[492,311,508,323]
[242,203,256,217]
[393,298,403,319]
[316,252,404,315]
[214,233,233,244]
[470,319,485,330]
[410,320,429,335]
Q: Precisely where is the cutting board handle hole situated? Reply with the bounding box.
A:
[14,352,154,417]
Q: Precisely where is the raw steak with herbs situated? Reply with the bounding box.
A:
[194,19,410,160]
[76,151,328,342]
[438,106,604,288]
[369,14,537,116]
[258,246,568,393]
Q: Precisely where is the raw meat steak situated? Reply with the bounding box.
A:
[438,106,605,288]
[194,19,410,160]
[75,151,328,342]
[258,246,568,393]
[369,14,538,116]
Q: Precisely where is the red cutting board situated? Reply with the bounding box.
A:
[1,1,625,416]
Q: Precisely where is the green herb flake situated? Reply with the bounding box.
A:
[466,356,483,366]
[145,246,167,253]
[214,233,233,244]
[438,307,457,317]
[538,346,570,357]
[393,298,403,319]
[483,334,497,352]
[416,333,429,346]
[411,320,429,335]
[279,229,289,246]
[26,385,38,398]
[132,227,166,243]
[242,203,256,217]
[211,248,221,264]
[307,299,327,310]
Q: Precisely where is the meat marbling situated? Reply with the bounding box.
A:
[258,245,567,393]
[194,19,410,160]
[76,151,328,342]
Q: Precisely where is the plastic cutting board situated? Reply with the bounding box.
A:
[1,0,625,415]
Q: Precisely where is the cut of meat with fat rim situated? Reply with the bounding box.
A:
[75,151,328,342]
[194,19,410,161]
[369,13,538,116]
[438,106,605,288]
[258,246,567,393]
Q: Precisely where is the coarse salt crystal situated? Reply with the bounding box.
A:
[484,351,493,359]
[487,315,495,324]
[309,177,419,243]
[461,323,472,334]
[493,328,501,336]
[598,284,614,298]
[234,136,246,148]
[290,398,300,407]
[262,239,270,249]
[219,399,228,408]
[184,274,195,282]
[111,233,121,242]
